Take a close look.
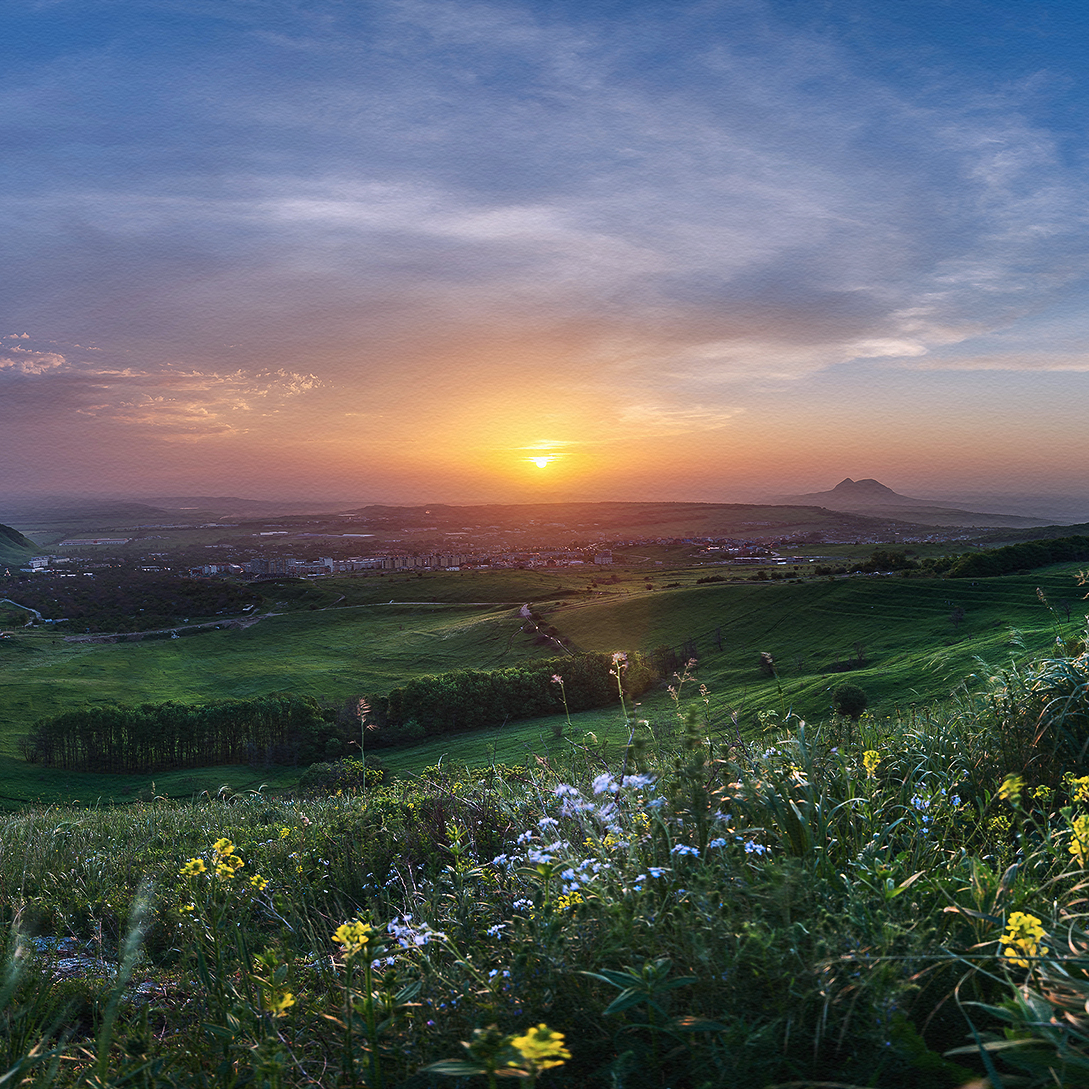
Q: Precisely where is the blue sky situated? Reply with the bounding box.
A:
[4,0,1089,507]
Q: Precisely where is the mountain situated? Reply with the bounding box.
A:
[778,478,1053,528]
[0,523,39,565]
[784,478,954,508]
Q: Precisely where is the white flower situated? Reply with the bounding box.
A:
[592,773,617,795]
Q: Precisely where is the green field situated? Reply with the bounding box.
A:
[0,564,1084,805]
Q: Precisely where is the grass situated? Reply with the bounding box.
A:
[7,626,1089,1086]
[1,563,1085,805]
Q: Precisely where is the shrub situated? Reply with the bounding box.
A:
[832,683,868,720]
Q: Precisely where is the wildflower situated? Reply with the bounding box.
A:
[591,773,616,795]
[249,874,268,891]
[743,840,768,855]
[998,774,1024,806]
[279,826,291,839]
[554,891,584,913]
[179,902,196,913]
[1001,911,1049,969]
[862,750,881,779]
[333,919,375,957]
[212,838,234,856]
[708,838,728,849]
[266,990,295,1017]
[215,853,245,880]
[1071,776,1089,804]
[551,674,563,684]
[486,923,507,938]
[508,1024,571,1072]
[1071,815,1089,867]
[610,651,628,669]
[388,917,445,947]
[179,858,207,877]
[647,866,667,878]
[670,844,700,857]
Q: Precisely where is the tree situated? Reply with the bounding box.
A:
[832,683,868,722]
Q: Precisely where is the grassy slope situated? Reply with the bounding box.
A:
[541,565,1084,721]
[0,564,1083,806]
[0,523,37,565]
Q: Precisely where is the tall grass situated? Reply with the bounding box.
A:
[5,627,1089,1085]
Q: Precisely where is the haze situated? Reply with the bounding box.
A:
[4,0,1089,512]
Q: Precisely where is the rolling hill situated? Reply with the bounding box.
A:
[0,523,38,566]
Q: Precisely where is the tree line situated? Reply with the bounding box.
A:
[365,651,655,742]
[19,652,656,773]
[946,535,1089,579]
[19,693,332,773]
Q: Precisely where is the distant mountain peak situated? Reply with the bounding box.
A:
[830,478,902,497]
[780,477,943,510]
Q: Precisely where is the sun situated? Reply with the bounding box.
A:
[531,456,552,468]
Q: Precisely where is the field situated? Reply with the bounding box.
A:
[1,564,1085,804]
[5,556,1089,1084]
[5,627,1089,1086]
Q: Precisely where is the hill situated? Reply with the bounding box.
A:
[0,523,38,565]
[779,477,1051,528]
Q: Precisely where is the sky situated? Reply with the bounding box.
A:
[5,0,1089,509]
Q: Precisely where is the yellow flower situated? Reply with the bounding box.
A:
[1071,815,1089,866]
[862,750,881,779]
[1001,911,1049,969]
[332,919,375,956]
[508,1024,571,1071]
[266,990,295,1017]
[213,838,235,856]
[1071,776,1089,804]
[279,827,291,839]
[179,903,196,914]
[998,774,1024,805]
[215,853,244,880]
[555,891,584,913]
[249,874,268,891]
[179,858,207,876]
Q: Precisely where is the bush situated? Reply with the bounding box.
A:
[298,756,384,794]
[832,683,868,720]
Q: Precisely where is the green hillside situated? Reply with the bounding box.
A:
[0,522,37,565]
[0,563,1086,807]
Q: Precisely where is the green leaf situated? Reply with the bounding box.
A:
[420,1060,489,1076]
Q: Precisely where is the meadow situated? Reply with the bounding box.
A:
[5,621,1089,1086]
[0,563,1084,804]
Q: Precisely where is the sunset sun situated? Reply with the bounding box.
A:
[531,456,551,468]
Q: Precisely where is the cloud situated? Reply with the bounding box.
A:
[0,347,67,374]
[0,335,321,438]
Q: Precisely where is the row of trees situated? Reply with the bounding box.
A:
[947,535,1089,579]
[18,653,657,772]
[0,571,264,632]
[376,652,655,738]
[20,693,333,773]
